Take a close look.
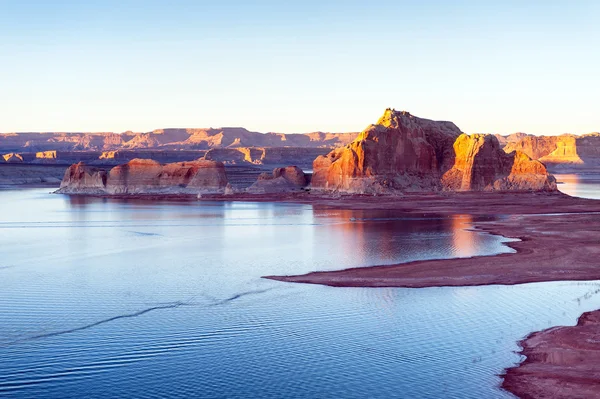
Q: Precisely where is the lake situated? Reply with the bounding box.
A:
[1,188,600,398]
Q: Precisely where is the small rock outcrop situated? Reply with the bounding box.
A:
[312,109,556,193]
[59,162,108,194]
[247,166,308,194]
[56,159,229,195]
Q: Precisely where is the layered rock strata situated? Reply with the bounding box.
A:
[57,159,229,195]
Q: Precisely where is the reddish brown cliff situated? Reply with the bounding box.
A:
[441,134,555,191]
[312,109,555,193]
[59,162,108,194]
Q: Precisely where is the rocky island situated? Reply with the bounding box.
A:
[311,109,555,193]
[57,159,230,195]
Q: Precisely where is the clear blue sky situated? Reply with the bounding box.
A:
[1,0,598,135]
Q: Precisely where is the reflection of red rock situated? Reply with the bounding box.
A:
[57,159,229,195]
[451,215,476,258]
[312,109,556,193]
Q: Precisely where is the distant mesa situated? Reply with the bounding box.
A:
[0,127,359,153]
[57,159,229,195]
[499,133,600,172]
[311,109,556,193]
[2,153,24,163]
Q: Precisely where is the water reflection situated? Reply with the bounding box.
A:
[0,189,555,399]
[555,173,600,199]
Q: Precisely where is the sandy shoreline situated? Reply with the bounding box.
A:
[252,191,600,287]
[501,309,600,399]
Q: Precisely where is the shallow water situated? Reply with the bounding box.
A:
[1,189,600,398]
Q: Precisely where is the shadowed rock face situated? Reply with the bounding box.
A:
[57,159,229,195]
[312,109,556,193]
[247,166,308,194]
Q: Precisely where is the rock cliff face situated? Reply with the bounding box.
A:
[57,159,229,195]
[59,162,108,194]
[502,133,600,171]
[312,109,556,193]
[441,134,556,191]
[247,166,308,194]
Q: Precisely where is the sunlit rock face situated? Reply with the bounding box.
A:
[503,133,600,171]
[311,109,462,193]
[57,159,229,195]
[2,153,24,163]
[441,134,556,191]
[312,109,556,193]
[247,166,308,194]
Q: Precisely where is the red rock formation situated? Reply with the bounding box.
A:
[59,162,108,193]
[311,109,462,192]
[57,159,229,195]
[313,109,555,193]
[247,166,308,194]
[441,134,556,191]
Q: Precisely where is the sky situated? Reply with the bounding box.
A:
[0,0,598,135]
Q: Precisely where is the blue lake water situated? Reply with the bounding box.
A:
[1,188,600,398]
[555,173,600,199]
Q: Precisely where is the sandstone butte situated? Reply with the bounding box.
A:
[57,159,229,195]
[247,166,309,194]
[311,109,556,193]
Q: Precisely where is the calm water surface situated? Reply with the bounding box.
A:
[555,173,600,199]
[1,188,600,398]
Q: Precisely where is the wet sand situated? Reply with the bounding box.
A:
[501,309,600,399]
